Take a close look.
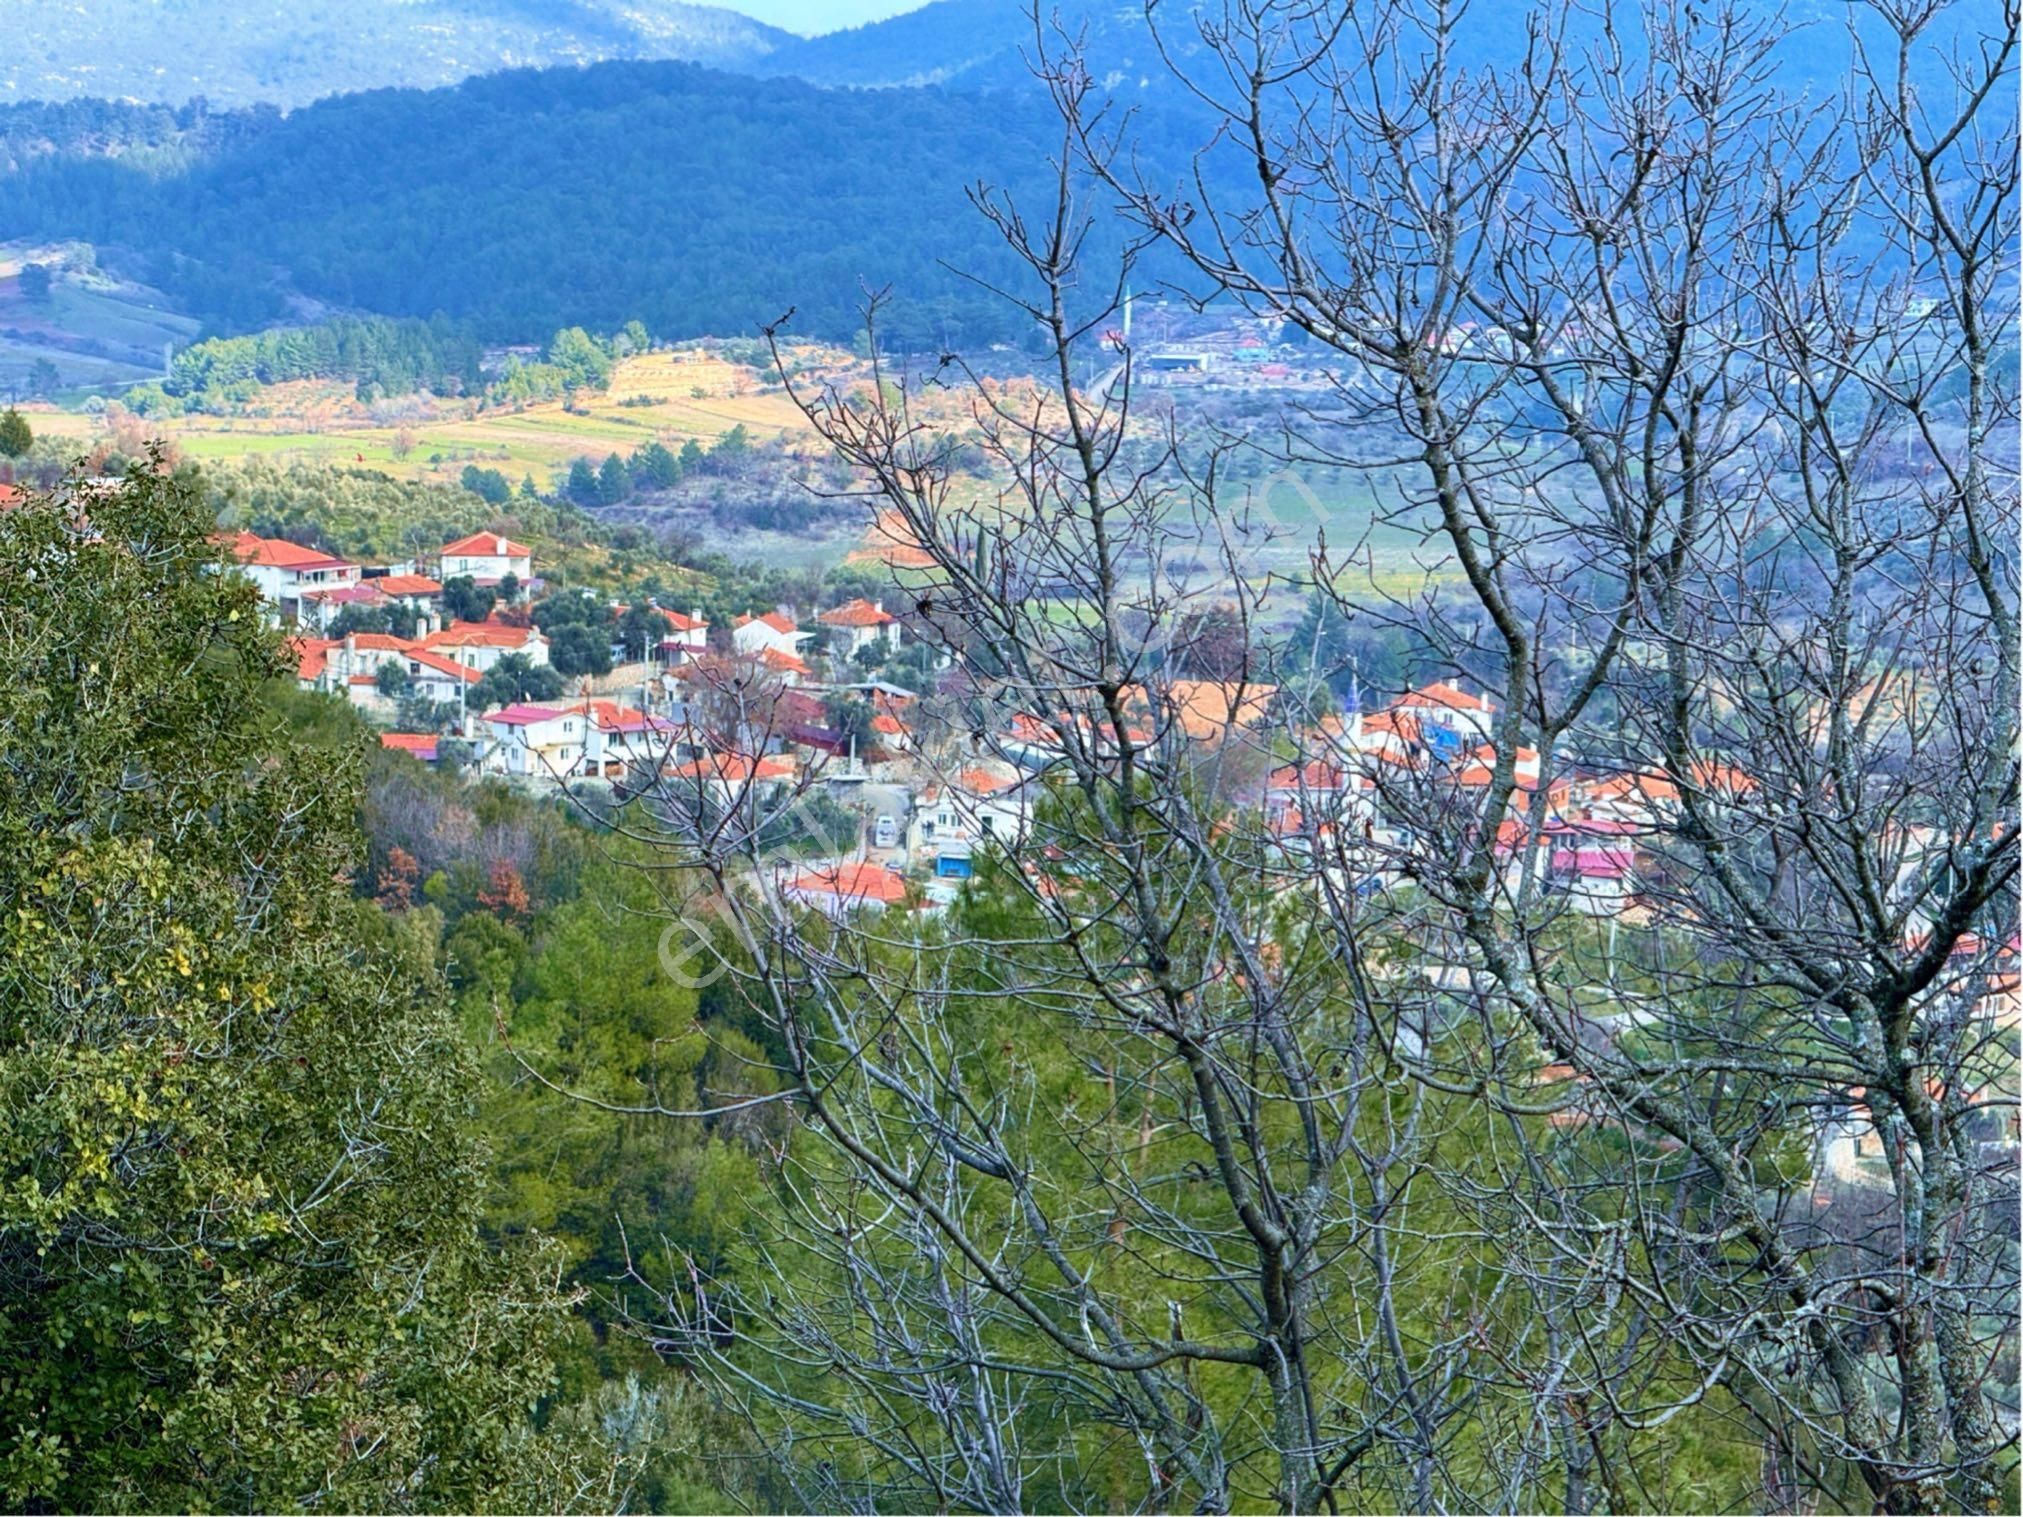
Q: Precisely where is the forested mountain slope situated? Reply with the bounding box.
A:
[0,64,1100,343]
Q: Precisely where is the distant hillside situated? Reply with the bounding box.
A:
[0,0,793,108]
[0,63,1104,345]
[761,0,1986,95]
[760,0,1200,91]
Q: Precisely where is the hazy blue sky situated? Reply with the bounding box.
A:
[720,0,928,33]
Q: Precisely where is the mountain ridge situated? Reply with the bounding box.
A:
[0,0,795,108]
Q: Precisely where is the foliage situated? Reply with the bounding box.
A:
[461,463,513,504]
[471,652,565,709]
[0,465,609,1510]
[548,622,615,679]
[0,62,1108,346]
[153,314,482,410]
[0,409,29,458]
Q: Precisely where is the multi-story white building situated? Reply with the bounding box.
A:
[228,531,360,622]
[440,532,533,584]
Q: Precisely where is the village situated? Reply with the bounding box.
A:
[227,520,2022,1202]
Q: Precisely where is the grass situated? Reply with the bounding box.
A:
[39,350,826,487]
[0,248,200,393]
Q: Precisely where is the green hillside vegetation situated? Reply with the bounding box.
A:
[0,466,662,1508]
[202,459,710,593]
[0,64,1103,344]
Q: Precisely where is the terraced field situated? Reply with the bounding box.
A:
[28,350,830,486]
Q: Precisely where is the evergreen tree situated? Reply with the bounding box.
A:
[566,456,599,508]
[0,469,598,1510]
[633,439,679,489]
[597,451,631,505]
[0,409,30,458]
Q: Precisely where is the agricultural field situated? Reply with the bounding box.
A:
[0,245,200,394]
[31,349,832,484]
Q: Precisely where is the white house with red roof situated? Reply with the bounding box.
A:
[1267,758,1360,819]
[733,609,810,662]
[912,765,1031,874]
[573,700,680,777]
[440,532,532,584]
[482,703,591,779]
[405,649,486,704]
[416,619,549,673]
[227,531,360,622]
[650,607,710,665]
[479,698,678,781]
[372,572,444,607]
[1390,681,1495,744]
[320,632,422,704]
[780,860,908,917]
[818,598,901,661]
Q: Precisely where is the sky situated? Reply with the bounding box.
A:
[718,0,928,33]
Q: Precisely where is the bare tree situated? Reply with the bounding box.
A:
[579,2,2017,1511]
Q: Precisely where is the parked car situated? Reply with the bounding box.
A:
[874,814,898,848]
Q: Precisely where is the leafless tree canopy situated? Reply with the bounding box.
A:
[601,1,2020,1511]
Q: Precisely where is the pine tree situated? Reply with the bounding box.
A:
[0,408,31,458]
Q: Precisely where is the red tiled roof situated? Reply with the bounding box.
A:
[737,610,801,635]
[293,636,338,681]
[339,632,417,653]
[757,647,811,676]
[786,861,907,904]
[666,752,794,784]
[568,699,673,735]
[1395,681,1491,714]
[442,532,532,558]
[375,574,443,597]
[956,767,1015,796]
[420,621,542,650]
[818,597,896,628]
[380,732,440,758]
[405,649,484,685]
[229,531,353,572]
[0,483,27,509]
[1268,760,1348,792]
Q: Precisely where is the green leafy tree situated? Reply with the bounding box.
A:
[547,622,613,679]
[471,652,564,708]
[0,409,30,458]
[0,468,602,1510]
[16,263,51,302]
[547,326,614,390]
[441,574,495,624]
[619,601,667,661]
